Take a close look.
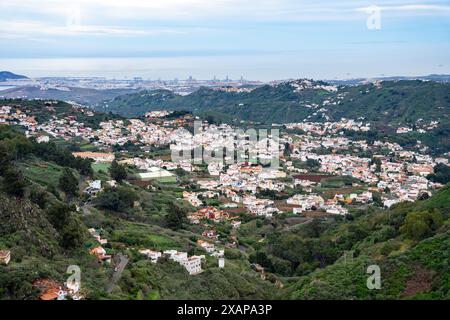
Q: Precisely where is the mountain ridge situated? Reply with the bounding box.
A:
[0,71,28,82]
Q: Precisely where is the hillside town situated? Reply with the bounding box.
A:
[1,99,449,300]
[1,101,447,218]
[2,0,450,304]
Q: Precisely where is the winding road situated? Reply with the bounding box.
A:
[106,254,129,294]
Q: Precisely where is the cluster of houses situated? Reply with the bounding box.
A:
[2,101,449,225]
[145,110,173,118]
[188,207,230,224]
[290,137,444,205]
[1,102,197,151]
[169,122,282,166]
[0,105,38,129]
[242,195,281,217]
[396,120,439,134]
[334,191,373,204]
[33,278,83,301]
[286,118,371,135]
[286,193,349,215]
[183,191,204,207]
[139,249,206,275]
[88,228,112,263]
[197,240,225,268]
[139,238,227,275]
[183,190,219,207]
[38,116,94,141]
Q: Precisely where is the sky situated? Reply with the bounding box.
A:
[0,0,450,80]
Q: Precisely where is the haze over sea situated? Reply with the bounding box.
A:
[1,52,449,81]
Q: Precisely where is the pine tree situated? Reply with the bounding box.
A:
[109,160,127,183]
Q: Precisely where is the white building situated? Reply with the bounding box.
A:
[0,250,11,265]
[139,249,162,263]
[163,250,205,275]
[197,240,215,253]
[36,135,50,143]
[219,257,225,269]
[182,256,204,275]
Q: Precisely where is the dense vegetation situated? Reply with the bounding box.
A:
[0,125,107,299]
[280,185,450,299]
[98,80,450,126]
[0,125,276,300]
[96,82,331,122]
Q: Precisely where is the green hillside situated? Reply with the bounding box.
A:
[0,125,275,300]
[98,80,450,126]
[1,99,449,300]
[281,185,450,300]
[324,80,450,125]
[97,80,335,122]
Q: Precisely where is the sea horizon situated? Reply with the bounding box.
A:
[2,54,449,82]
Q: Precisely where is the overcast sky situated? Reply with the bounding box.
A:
[1,0,449,80]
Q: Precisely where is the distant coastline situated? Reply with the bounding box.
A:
[1,55,450,82]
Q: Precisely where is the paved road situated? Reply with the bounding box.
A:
[106,254,129,294]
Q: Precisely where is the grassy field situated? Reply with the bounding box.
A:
[92,162,111,173]
[19,159,66,187]
[110,222,182,250]
[79,142,97,151]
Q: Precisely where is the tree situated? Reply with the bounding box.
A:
[305,218,324,238]
[250,251,273,270]
[284,142,291,157]
[95,186,138,212]
[174,167,187,177]
[372,157,382,173]
[427,163,450,184]
[109,160,127,183]
[30,188,48,209]
[47,203,72,231]
[59,168,78,199]
[2,168,26,198]
[61,218,85,249]
[400,210,444,240]
[165,204,186,230]
[0,143,12,171]
[46,203,85,249]
[271,256,292,276]
[306,158,321,171]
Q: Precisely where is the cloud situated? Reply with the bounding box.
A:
[352,3,450,25]
[0,20,197,38]
[1,0,449,41]
[355,4,450,14]
[4,0,449,22]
